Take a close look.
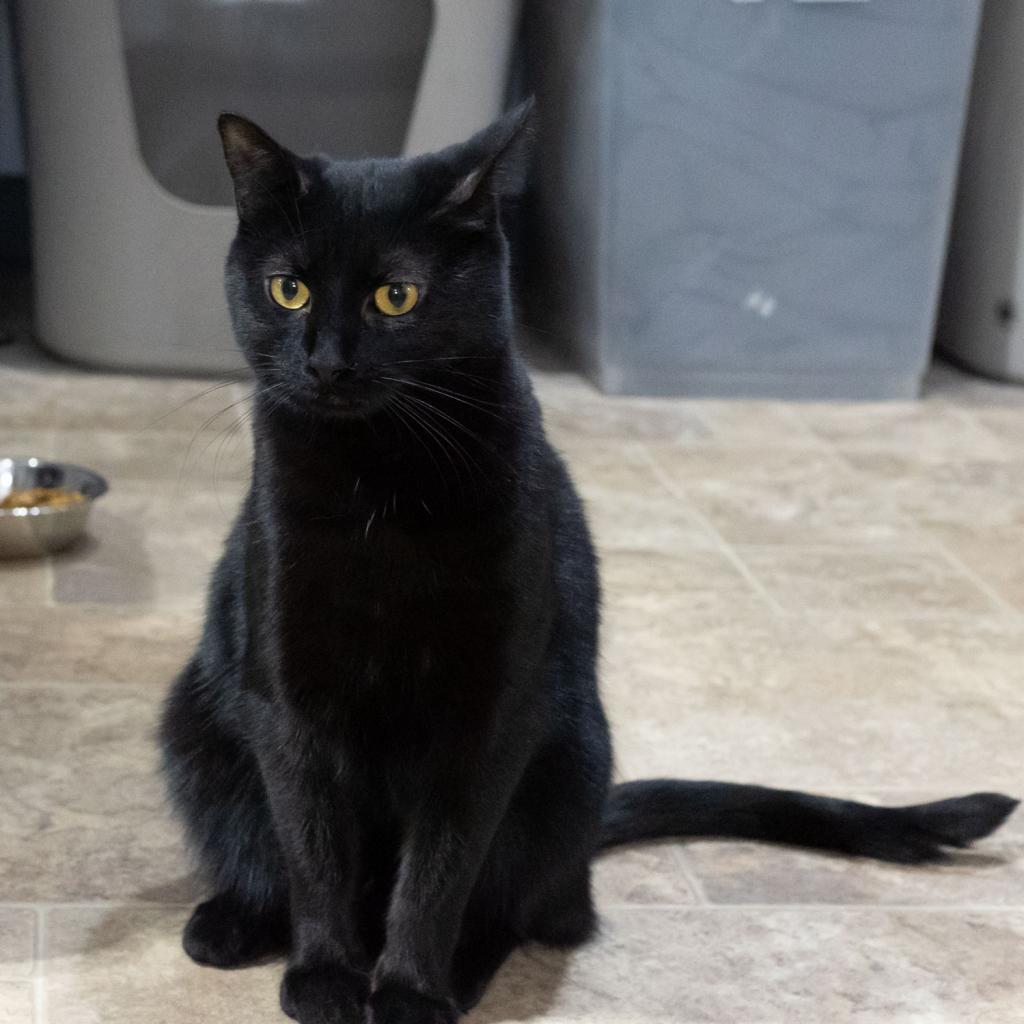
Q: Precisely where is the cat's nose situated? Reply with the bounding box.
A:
[305,355,353,387]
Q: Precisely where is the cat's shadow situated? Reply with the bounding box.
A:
[466,946,573,1024]
[49,506,155,604]
[72,878,571,1023]
[69,840,1019,1021]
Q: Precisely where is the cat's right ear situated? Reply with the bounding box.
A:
[428,99,536,231]
[217,114,308,222]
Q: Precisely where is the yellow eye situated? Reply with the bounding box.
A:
[269,275,310,310]
[373,282,419,317]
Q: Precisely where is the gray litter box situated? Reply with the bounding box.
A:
[522,0,980,399]
[17,0,521,373]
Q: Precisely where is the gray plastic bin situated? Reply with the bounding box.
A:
[938,1,1024,383]
[17,0,520,373]
[523,0,980,399]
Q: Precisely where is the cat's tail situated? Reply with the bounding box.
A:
[599,780,1018,863]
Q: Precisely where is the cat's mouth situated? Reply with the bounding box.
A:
[300,381,393,419]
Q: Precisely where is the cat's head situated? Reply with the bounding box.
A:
[217,101,534,420]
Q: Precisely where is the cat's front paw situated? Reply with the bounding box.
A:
[280,962,369,1024]
[367,983,458,1024]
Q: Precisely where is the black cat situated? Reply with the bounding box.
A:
[160,101,1018,1024]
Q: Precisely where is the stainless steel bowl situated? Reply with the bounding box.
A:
[0,457,108,558]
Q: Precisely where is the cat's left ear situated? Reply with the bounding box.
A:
[217,113,309,222]
[430,98,536,229]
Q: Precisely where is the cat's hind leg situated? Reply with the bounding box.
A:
[450,866,526,1015]
[182,891,288,969]
[450,862,596,1015]
[523,863,598,949]
[161,657,290,968]
[449,731,606,1012]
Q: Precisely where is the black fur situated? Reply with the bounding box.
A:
[160,103,1019,1023]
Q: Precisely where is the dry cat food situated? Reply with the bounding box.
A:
[0,487,85,510]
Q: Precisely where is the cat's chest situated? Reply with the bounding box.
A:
[262,512,513,693]
[276,511,492,603]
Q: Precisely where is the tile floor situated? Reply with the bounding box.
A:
[1,336,1022,1023]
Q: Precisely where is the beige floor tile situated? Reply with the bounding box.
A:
[34,374,251,434]
[676,401,820,448]
[860,616,1024,699]
[603,612,1024,790]
[41,904,1024,1024]
[735,546,997,616]
[540,390,818,449]
[0,365,70,430]
[0,909,35,978]
[0,606,200,684]
[647,443,840,489]
[51,427,252,486]
[929,522,1024,613]
[0,558,49,607]
[843,456,1024,541]
[601,547,755,613]
[541,390,712,445]
[797,403,1011,468]
[683,791,1023,907]
[779,615,1024,702]
[682,469,919,547]
[599,599,780,699]
[581,489,713,555]
[46,905,281,1024]
[52,484,240,610]
[50,503,156,605]
[610,684,1022,794]
[0,686,193,902]
[592,843,697,907]
[472,908,1024,1023]
[5,342,1024,1024]
[553,440,670,498]
[0,427,56,459]
[600,608,1024,702]
[647,439,925,546]
[970,407,1024,454]
[0,981,34,1024]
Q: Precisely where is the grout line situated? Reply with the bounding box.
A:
[620,441,678,502]
[0,902,193,912]
[670,846,709,906]
[604,601,1024,627]
[943,404,1018,454]
[635,444,786,615]
[923,532,1024,625]
[754,607,1024,625]
[798,405,1024,626]
[769,785,1024,798]
[718,541,958,555]
[33,975,45,1024]
[774,406,858,475]
[33,907,46,1024]
[794,412,1023,608]
[607,780,1024,796]
[752,607,1019,622]
[0,680,169,690]
[4,898,1021,917]
[601,903,1024,913]
[42,557,55,610]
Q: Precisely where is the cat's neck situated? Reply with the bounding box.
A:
[249,353,533,524]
